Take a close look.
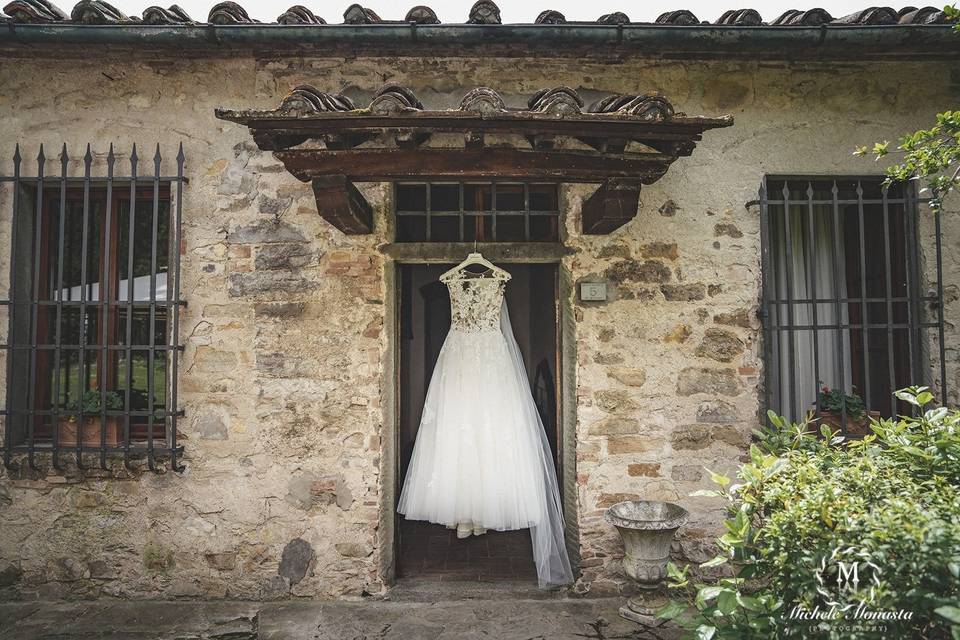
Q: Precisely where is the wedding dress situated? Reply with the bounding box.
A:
[397,260,574,588]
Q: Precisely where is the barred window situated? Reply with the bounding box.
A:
[760,176,945,433]
[394,182,560,242]
[1,144,185,470]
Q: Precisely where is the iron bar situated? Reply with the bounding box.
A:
[829,181,848,433]
[491,182,498,242]
[935,209,947,404]
[424,181,432,242]
[123,146,137,470]
[806,182,821,416]
[2,145,21,470]
[781,183,798,422]
[75,145,92,469]
[395,182,559,243]
[1,344,185,351]
[1,143,185,470]
[25,146,45,470]
[170,143,185,472]
[523,183,531,240]
[903,189,917,407]
[882,186,896,413]
[760,176,947,435]
[99,146,114,470]
[856,181,871,413]
[457,181,465,241]
[146,146,161,471]
[51,146,68,471]
[758,179,775,416]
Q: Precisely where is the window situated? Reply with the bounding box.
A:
[1,145,185,470]
[760,176,945,429]
[394,182,560,242]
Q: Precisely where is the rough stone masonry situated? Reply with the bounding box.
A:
[0,48,957,601]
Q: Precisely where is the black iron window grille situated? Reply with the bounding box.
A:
[0,143,185,471]
[394,182,560,243]
[759,176,945,433]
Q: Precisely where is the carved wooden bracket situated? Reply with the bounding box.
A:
[311,175,373,234]
[582,180,643,235]
[215,84,731,235]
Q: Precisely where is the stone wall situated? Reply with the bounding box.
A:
[0,52,956,599]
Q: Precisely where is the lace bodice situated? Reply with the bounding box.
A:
[445,275,507,331]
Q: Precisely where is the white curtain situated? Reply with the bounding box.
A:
[770,199,852,422]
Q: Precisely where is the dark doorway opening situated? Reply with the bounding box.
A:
[396,262,560,581]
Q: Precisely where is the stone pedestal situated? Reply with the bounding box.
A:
[604,500,688,625]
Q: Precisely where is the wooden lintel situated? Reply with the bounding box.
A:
[578,137,628,154]
[278,148,671,183]
[381,242,573,263]
[525,134,556,151]
[311,175,373,235]
[395,131,432,149]
[581,179,642,235]
[253,131,308,151]
[464,132,484,149]
[223,112,732,145]
[323,132,376,150]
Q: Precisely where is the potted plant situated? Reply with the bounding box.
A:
[808,383,880,437]
[58,390,123,446]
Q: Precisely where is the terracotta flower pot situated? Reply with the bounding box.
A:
[58,416,122,447]
[815,410,881,437]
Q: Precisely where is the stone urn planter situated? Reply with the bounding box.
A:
[605,500,689,622]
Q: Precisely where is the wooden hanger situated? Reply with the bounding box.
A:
[440,251,511,282]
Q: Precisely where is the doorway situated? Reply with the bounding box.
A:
[396,262,560,581]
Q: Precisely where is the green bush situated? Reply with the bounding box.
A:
[65,389,123,420]
[659,387,960,639]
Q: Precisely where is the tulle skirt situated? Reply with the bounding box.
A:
[398,301,573,588]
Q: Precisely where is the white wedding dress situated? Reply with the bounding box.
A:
[397,267,574,588]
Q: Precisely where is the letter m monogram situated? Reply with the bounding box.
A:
[836,561,860,590]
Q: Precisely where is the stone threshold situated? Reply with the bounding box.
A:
[0,595,680,639]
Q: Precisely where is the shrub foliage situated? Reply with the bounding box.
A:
[659,387,960,639]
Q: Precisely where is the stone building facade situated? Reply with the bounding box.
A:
[0,1,957,601]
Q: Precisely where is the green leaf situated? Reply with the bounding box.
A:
[916,391,935,406]
[736,594,764,611]
[698,586,723,602]
[656,600,688,621]
[717,590,738,615]
[895,388,920,406]
[700,555,729,568]
[695,624,717,640]
[690,490,726,498]
[707,468,731,488]
[936,606,960,624]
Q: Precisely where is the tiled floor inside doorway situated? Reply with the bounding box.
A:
[398,517,538,582]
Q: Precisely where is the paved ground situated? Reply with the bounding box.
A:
[0,588,679,640]
[398,518,538,582]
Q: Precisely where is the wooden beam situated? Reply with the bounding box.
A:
[381,242,572,263]
[216,110,733,147]
[311,175,373,235]
[581,179,642,234]
[278,149,671,183]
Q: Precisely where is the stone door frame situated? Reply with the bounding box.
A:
[378,243,580,585]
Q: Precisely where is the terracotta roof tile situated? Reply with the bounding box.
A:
[0,0,954,26]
